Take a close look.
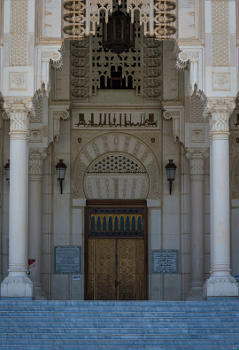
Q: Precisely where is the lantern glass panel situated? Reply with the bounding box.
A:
[57,168,65,180]
[167,168,176,181]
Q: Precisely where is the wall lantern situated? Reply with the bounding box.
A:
[56,159,67,194]
[165,159,177,195]
[4,160,10,183]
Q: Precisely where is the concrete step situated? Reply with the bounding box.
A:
[0,300,238,350]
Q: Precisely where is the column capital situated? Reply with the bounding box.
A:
[4,97,33,138]
[186,149,209,176]
[207,98,235,138]
[207,97,235,116]
[29,150,47,180]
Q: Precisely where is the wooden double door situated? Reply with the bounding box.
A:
[85,200,147,300]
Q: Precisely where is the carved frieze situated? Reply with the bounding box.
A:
[63,0,176,40]
[72,109,160,129]
[71,131,161,200]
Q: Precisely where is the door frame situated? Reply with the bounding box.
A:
[84,199,148,300]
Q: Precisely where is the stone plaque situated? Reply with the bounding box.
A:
[152,250,178,274]
[54,246,81,274]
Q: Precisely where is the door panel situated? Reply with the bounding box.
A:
[118,239,145,300]
[85,200,147,300]
[88,239,116,300]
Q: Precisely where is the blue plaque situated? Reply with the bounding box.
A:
[54,246,81,274]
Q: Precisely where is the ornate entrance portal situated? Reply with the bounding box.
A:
[85,200,147,300]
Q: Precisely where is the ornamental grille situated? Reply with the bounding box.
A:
[70,0,163,98]
[88,208,144,237]
[88,154,145,173]
[63,0,176,40]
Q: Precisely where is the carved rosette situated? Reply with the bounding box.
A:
[207,98,236,140]
[186,149,209,176]
[176,51,190,70]
[50,45,64,71]
[4,97,33,139]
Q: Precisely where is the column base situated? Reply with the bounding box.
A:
[203,274,239,298]
[1,274,33,298]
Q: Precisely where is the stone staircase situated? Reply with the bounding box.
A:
[0,300,238,350]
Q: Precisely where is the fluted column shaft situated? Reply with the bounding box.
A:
[204,98,238,298]
[1,98,33,298]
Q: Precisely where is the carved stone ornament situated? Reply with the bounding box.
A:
[4,97,33,137]
[50,44,64,71]
[71,132,161,200]
[63,0,176,40]
[29,150,47,179]
[207,98,236,136]
[53,110,70,142]
[176,51,190,70]
[186,149,209,176]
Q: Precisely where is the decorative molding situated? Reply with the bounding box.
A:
[52,109,70,142]
[32,84,47,123]
[211,0,230,67]
[207,97,235,117]
[163,106,184,143]
[176,50,190,70]
[10,0,28,66]
[71,132,160,200]
[29,150,47,180]
[37,45,64,93]
[63,0,176,40]
[186,149,209,176]
[207,98,235,138]
[50,44,64,71]
[176,47,204,93]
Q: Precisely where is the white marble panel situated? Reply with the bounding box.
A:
[181,254,191,274]
[164,274,181,300]
[53,194,70,237]
[41,253,52,274]
[52,275,69,299]
[163,234,180,250]
[149,274,163,300]
[182,234,191,254]
[71,278,84,300]
[163,214,180,236]
[42,213,51,235]
[150,209,161,235]
[204,234,210,254]
[42,234,51,254]
[182,214,191,234]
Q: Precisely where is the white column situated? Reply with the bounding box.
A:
[28,151,45,299]
[187,150,207,299]
[204,98,238,298]
[1,98,33,298]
